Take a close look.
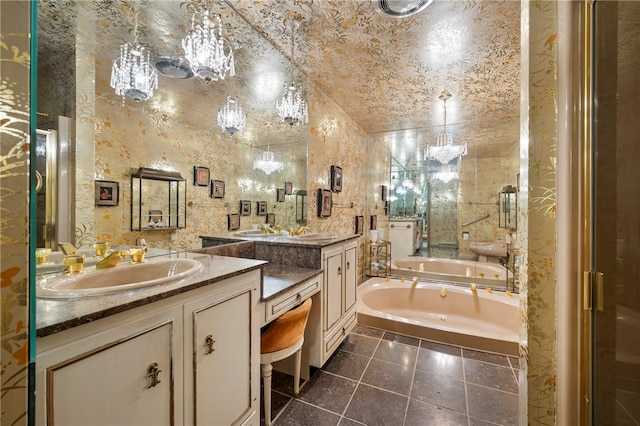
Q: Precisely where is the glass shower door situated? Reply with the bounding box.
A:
[592,1,640,423]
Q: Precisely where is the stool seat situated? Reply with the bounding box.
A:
[260,298,312,425]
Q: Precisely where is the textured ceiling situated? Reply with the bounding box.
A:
[38,0,521,164]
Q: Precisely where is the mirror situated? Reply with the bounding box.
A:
[36,1,308,250]
[377,119,519,291]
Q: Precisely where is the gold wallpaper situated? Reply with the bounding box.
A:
[1,1,31,424]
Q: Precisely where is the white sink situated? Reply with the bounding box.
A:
[289,232,338,242]
[36,258,203,298]
[469,240,507,258]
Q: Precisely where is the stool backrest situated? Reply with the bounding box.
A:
[261,298,313,354]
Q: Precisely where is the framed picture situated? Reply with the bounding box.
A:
[240,200,251,216]
[317,188,332,217]
[355,215,364,235]
[284,181,293,195]
[227,213,240,231]
[370,215,378,230]
[257,201,267,216]
[95,180,119,206]
[266,213,275,227]
[194,166,210,186]
[330,165,343,192]
[384,200,390,215]
[381,185,388,201]
[211,180,225,198]
[148,210,163,228]
[276,188,285,202]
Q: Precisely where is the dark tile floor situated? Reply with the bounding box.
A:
[261,324,520,426]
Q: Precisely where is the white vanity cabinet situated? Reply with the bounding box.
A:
[321,240,358,364]
[36,270,261,426]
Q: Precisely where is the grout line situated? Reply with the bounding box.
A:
[461,350,471,426]
[401,338,422,425]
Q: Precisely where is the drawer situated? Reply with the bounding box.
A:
[322,309,357,363]
[263,277,320,326]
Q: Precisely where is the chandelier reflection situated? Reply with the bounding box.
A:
[254,126,283,175]
[432,164,459,183]
[276,18,308,126]
[217,96,246,135]
[182,6,235,82]
[424,91,467,164]
[110,7,158,104]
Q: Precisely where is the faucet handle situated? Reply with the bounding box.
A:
[59,242,79,256]
[63,254,85,274]
[129,246,146,263]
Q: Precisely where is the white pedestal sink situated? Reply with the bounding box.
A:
[469,240,507,263]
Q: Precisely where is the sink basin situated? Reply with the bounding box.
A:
[469,240,507,258]
[234,230,287,238]
[289,232,338,242]
[36,258,204,298]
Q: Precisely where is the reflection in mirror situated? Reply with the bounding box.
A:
[131,168,186,231]
[36,1,308,250]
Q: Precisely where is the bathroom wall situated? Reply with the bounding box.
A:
[0,2,31,424]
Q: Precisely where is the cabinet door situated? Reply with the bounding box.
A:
[46,322,174,425]
[343,245,357,313]
[193,290,252,426]
[324,251,344,332]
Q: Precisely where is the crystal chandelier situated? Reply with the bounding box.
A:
[217,96,246,135]
[182,6,235,82]
[254,127,283,175]
[276,18,308,126]
[424,91,467,164]
[432,164,459,183]
[110,8,158,103]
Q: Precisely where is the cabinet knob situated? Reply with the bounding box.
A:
[205,334,216,354]
[347,261,350,270]
[147,363,162,388]
[337,266,342,276]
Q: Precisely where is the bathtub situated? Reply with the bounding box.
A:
[357,277,519,355]
[391,257,507,282]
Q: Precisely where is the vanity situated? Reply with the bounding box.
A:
[35,234,358,425]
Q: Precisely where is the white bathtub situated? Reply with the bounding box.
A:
[391,257,507,281]
[357,277,519,355]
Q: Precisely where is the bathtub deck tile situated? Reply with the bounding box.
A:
[415,347,464,380]
[382,331,421,347]
[361,358,414,396]
[463,358,519,393]
[463,348,511,367]
[373,339,418,367]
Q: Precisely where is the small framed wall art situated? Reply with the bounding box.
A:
[381,185,388,201]
[211,180,225,198]
[228,213,240,231]
[284,181,293,195]
[240,200,251,216]
[194,166,210,186]
[95,180,119,206]
[277,188,285,202]
[384,200,390,215]
[266,213,276,227]
[257,201,267,216]
[370,215,377,230]
[318,188,332,217]
[330,165,342,192]
[355,215,364,235]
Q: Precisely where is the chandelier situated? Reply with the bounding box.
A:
[276,18,308,126]
[254,126,283,175]
[432,164,459,183]
[182,6,235,82]
[110,8,158,103]
[424,91,467,164]
[217,96,246,135]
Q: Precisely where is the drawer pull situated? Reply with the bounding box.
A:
[337,266,342,276]
[147,363,162,388]
[205,335,216,354]
[347,261,350,270]
[296,293,302,303]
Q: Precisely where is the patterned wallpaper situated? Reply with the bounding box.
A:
[1,2,31,424]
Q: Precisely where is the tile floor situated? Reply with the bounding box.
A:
[261,324,520,426]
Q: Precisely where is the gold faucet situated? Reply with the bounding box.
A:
[59,242,79,256]
[63,254,85,274]
[129,246,146,263]
[96,251,128,269]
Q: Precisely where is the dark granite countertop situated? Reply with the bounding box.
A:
[36,252,266,338]
[262,264,323,301]
[200,232,359,248]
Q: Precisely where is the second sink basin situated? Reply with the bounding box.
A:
[36,258,204,298]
